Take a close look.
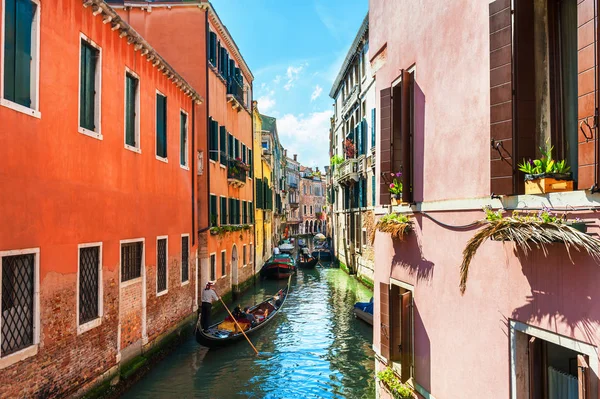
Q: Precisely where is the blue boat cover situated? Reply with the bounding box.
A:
[354,297,373,315]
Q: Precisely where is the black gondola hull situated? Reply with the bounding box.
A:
[297,257,318,269]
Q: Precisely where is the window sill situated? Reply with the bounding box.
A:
[157,289,168,297]
[120,277,142,288]
[209,159,216,165]
[181,280,190,287]
[125,144,141,154]
[79,126,103,141]
[78,317,102,335]
[220,164,226,169]
[0,99,41,119]
[180,164,190,171]
[156,155,168,163]
[220,274,227,279]
[0,344,38,370]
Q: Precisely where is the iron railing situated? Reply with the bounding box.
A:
[121,242,142,282]
[157,239,167,293]
[79,247,99,325]
[227,157,247,182]
[227,78,245,107]
[181,236,189,283]
[2,254,34,356]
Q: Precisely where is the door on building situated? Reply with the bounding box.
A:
[231,245,238,288]
[514,331,590,399]
[389,283,413,382]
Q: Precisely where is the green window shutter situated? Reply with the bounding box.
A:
[209,119,218,161]
[219,126,227,165]
[248,149,253,177]
[249,202,254,223]
[180,111,187,166]
[228,198,234,225]
[242,144,247,163]
[256,178,262,208]
[223,51,230,80]
[14,0,34,107]
[210,195,217,226]
[156,94,167,158]
[371,175,376,206]
[3,0,17,103]
[220,197,227,225]
[234,138,239,159]
[125,74,137,146]
[209,32,217,66]
[80,42,98,131]
[228,133,234,158]
[371,108,376,148]
[362,119,367,154]
[217,42,222,73]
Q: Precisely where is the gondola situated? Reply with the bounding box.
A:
[353,298,373,325]
[311,249,332,261]
[259,254,296,280]
[195,279,291,348]
[296,256,318,269]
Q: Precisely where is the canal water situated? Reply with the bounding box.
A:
[122,266,375,399]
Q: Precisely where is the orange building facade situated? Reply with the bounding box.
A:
[0,0,202,397]
[113,1,255,298]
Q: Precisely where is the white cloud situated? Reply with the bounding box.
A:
[273,75,281,85]
[257,95,276,113]
[310,85,323,102]
[277,110,331,168]
[284,65,304,91]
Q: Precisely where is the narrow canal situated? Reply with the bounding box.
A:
[122,266,375,399]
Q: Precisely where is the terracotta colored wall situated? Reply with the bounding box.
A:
[0,0,197,396]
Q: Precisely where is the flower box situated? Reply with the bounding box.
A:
[524,173,574,194]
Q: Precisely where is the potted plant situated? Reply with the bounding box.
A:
[517,146,573,194]
[460,206,599,293]
[377,368,415,399]
[344,139,356,158]
[330,154,344,169]
[376,213,412,240]
[388,172,403,205]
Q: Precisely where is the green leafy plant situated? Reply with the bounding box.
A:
[376,213,412,240]
[517,146,570,175]
[377,368,413,399]
[330,155,344,166]
[461,206,597,294]
[388,171,403,196]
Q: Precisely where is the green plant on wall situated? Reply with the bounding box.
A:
[330,155,344,167]
[377,368,413,399]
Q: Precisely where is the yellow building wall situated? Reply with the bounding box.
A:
[253,104,272,268]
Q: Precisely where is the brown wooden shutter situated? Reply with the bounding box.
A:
[400,70,413,203]
[578,354,590,399]
[577,0,597,189]
[490,0,514,195]
[380,88,392,205]
[390,285,401,361]
[401,291,413,382]
[379,282,391,360]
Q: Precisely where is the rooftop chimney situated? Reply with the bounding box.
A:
[293,154,297,161]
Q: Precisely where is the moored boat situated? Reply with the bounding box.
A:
[297,256,318,269]
[260,254,296,280]
[353,298,373,325]
[195,280,290,348]
[312,249,332,261]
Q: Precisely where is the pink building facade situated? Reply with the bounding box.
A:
[371,0,600,398]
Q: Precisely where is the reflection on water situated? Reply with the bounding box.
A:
[122,266,375,399]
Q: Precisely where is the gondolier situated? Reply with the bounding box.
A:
[201,281,218,332]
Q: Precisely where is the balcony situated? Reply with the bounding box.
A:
[336,158,359,185]
[289,200,299,209]
[227,157,248,187]
[226,78,246,111]
[341,84,359,118]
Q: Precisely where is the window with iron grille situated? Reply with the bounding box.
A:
[1,253,35,357]
[181,236,189,283]
[210,254,216,281]
[221,251,226,276]
[157,238,167,293]
[121,241,142,282]
[79,246,100,325]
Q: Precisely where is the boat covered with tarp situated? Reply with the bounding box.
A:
[259,253,296,279]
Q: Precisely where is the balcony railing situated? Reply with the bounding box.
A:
[227,78,245,109]
[337,158,359,185]
[227,157,248,187]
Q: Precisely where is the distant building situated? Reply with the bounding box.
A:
[329,14,376,282]
[0,0,201,396]
[299,167,327,235]
[285,154,302,236]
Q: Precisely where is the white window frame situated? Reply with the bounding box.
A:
[220,250,227,279]
[242,244,247,267]
[78,33,103,140]
[156,235,168,296]
[119,238,145,288]
[124,67,141,153]
[155,89,168,163]
[209,252,217,282]
[180,109,189,170]
[77,242,103,335]
[0,0,41,118]
[181,233,190,286]
[0,247,40,370]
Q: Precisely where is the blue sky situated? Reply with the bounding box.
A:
[214,0,368,169]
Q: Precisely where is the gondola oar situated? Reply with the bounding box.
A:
[217,295,260,356]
